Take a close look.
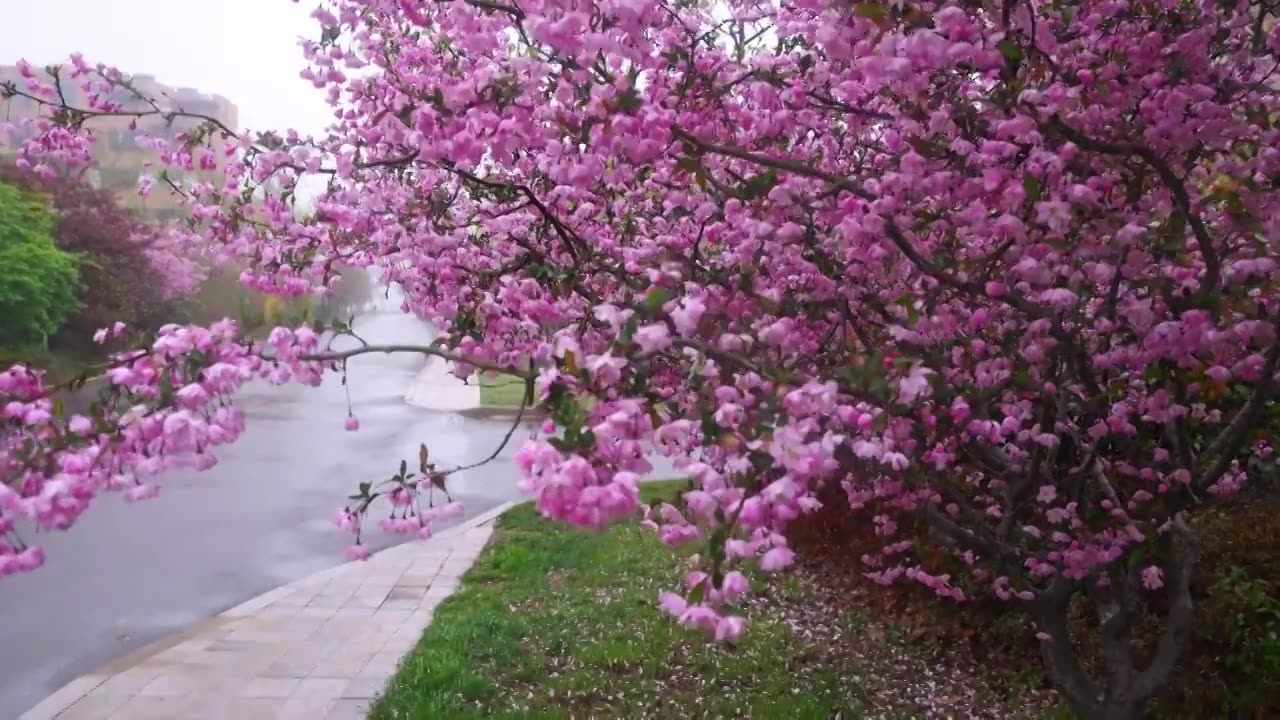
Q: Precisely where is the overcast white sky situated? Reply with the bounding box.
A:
[6,0,334,136]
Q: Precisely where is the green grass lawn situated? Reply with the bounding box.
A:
[368,481,865,719]
[371,481,1059,719]
[478,373,529,409]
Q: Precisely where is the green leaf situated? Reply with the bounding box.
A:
[619,315,638,345]
[1022,174,1042,204]
[739,170,779,200]
[998,38,1024,64]
[688,579,707,604]
[158,372,174,407]
[701,410,721,440]
[644,287,675,311]
[1126,545,1148,570]
[0,182,80,346]
[709,526,727,564]
[614,87,643,113]
[561,348,579,375]
[853,3,888,21]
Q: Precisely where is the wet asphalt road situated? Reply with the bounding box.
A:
[0,290,536,718]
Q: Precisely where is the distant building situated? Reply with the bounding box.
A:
[0,65,239,220]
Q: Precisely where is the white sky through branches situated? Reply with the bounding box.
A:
[7,0,334,136]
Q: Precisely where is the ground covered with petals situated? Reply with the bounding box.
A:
[371,482,1061,719]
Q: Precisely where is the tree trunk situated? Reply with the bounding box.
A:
[1033,517,1202,719]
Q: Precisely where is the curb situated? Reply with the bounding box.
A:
[20,500,518,720]
[402,357,482,412]
[217,500,516,620]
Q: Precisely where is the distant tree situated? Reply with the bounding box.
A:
[0,165,198,353]
[315,265,374,324]
[0,181,78,347]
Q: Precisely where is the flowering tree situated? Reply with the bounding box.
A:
[3,1,1280,716]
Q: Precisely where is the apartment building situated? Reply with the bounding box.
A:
[0,64,239,220]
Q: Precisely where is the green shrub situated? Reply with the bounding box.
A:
[1203,566,1280,714]
[0,181,79,347]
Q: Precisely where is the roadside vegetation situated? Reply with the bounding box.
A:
[477,372,529,409]
[370,481,1060,719]
[0,163,375,383]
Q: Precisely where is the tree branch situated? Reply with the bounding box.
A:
[1129,515,1200,703]
[298,344,537,380]
[1046,116,1222,291]
[439,374,535,478]
[1032,576,1104,717]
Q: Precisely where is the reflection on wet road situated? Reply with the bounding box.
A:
[0,287,536,718]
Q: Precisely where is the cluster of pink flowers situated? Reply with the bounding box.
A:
[1,318,382,572]
[6,1,1280,711]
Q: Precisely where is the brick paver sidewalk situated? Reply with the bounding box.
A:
[22,505,510,720]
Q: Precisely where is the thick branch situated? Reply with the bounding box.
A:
[1033,577,1104,717]
[1129,515,1201,702]
[922,504,1015,560]
[1092,567,1139,702]
[299,344,537,380]
[440,163,585,262]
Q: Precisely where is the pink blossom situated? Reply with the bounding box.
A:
[759,546,795,573]
[1141,565,1164,590]
[720,571,750,602]
[124,484,160,503]
[677,604,719,631]
[175,383,210,408]
[593,304,632,333]
[346,544,370,562]
[634,323,671,354]
[714,615,747,643]
[658,591,688,618]
[344,416,359,431]
[1,546,46,575]
[897,364,933,405]
[671,297,705,336]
